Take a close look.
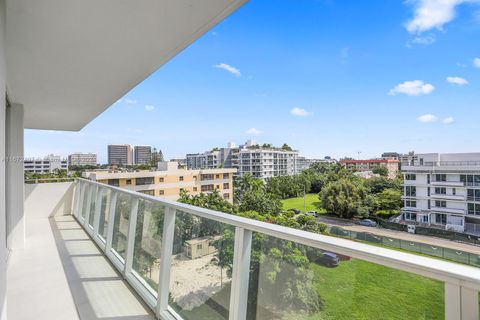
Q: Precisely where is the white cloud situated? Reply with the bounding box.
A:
[474,57,480,68]
[124,99,137,105]
[443,116,455,124]
[145,105,155,111]
[405,0,471,33]
[290,107,312,117]
[417,114,438,123]
[246,127,261,135]
[214,63,241,77]
[446,76,468,85]
[389,80,435,96]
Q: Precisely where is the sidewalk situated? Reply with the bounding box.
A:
[317,216,480,255]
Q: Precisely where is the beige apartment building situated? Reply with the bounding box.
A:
[83,161,236,202]
[340,159,400,179]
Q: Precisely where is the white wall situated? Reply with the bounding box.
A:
[24,182,75,219]
[0,0,7,318]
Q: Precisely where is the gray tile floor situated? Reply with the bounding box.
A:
[7,215,155,320]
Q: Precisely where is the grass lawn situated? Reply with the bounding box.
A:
[307,259,444,320]
[281,194,324,213]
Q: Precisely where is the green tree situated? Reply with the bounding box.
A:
[319,178,366,218]
[281,143,293,151]
[372,167,389,177]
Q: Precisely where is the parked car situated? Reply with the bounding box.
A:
[315,252,340,267]
[289,208,301,215]
[355,219,377,227]
[307,210,319,217]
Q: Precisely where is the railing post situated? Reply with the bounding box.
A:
[445,283,461,320]
[461,286,479,320]
[229,227,252,320]
[156,206,176,319]
[124,198,139,276]
[105,192,118,253]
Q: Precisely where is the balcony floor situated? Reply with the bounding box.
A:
[7,214,155,320]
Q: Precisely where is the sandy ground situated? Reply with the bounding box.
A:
[167,253,230,310]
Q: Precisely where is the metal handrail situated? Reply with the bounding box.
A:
[77,178,480,290]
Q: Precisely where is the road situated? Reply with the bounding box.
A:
[316,215,480,255]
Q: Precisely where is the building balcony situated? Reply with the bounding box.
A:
[431,194,466,201]
[7,179,480,319]
[431,181,466,187]
[431,207,467,215]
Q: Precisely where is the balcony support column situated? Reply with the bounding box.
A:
[6,103,24,250]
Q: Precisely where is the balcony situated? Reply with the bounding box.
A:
[431,193,466,201]
[431,181,466,187]
[8,179,480,319]
[431,207,467,215]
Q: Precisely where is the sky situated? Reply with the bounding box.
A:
[25,0,480,163]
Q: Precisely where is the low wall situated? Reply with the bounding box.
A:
[24,182,75,219]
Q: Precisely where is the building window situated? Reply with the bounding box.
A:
[223,173,229,179]
[435,214,447,225]
[405,174,416,180]
[138,190,154,196]
[405,186,416,197]
[179,176,184,181]
[223,183,230,190]
[159,177,164,183]
[193,187,197,192]
[136,177,154,185]
[422,215,428,223]
[215,174,220,179]
[452,188,456,195]
[216,185,220,189]
[404,212,417,221]
[126,179,132,185]
[159,190,164,195]
[405,200,416,207]
[468,203,480,215]
[201,174,214,181]
[435,174,447,182]
[108,179,119,187]
[223,193,230,199]
[201,184,214,192]
[197,244,203,250]
[435,200,446,208]
[434,187,446,195]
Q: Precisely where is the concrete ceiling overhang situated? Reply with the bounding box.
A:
[6,0,247,131]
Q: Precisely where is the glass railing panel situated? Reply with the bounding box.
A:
[87,184,97,228]
[81,183,91,220]
[168,210,234,320]
[97,187,112,242]
[131,199,165,294]
[246,233,445,320]
[111,192,133,261]
[73,181,82,218]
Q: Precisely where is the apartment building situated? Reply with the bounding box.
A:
[68,152,97,166]
[24,154,68,173]
[134,145,152,165]
[108,144,133,165]
[186,141,299,180]
[401,153,480,235]
[83,161,236,202]
[340,159,400,179]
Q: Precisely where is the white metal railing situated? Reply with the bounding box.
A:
[71,178,480,320]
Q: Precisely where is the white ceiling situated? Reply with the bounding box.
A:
[6,0,247,130]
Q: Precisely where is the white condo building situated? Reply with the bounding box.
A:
[24,154,68,173]
[68,152,97,166]
[401,153,480,235]
[186,141,299,180]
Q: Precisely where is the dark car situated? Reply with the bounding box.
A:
[316,252,340,267]
[355,219,377,227]
[289,208,301,215]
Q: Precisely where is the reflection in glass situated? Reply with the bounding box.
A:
[81,184,90,220]
[132,199,165,293]
[246,233,444,320]
[169,210,234,320]
[111,192,133,260]
[97,188,112,241]
[88,185,97,227]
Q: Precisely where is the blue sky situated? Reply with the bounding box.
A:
[25,0,480,163]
